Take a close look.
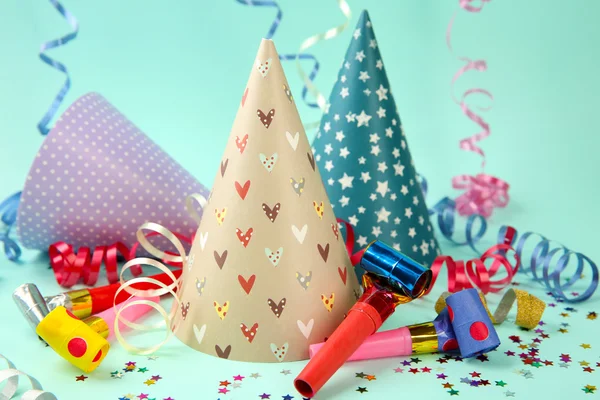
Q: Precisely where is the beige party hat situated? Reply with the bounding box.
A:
[171,39,361,362]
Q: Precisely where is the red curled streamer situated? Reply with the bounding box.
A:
[448,0,510,217]
[49,231,194,288]
[339,217,521,295]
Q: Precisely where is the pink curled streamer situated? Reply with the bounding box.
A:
[447,0,509,217]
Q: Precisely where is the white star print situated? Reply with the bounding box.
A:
[418,216,425,225]
[339,196,350,207]
[385,127,393,138]
[370,145,381,156]
[413,245,418,252]
[400,185,409,195]
[340,75,347,83]
[369,193,377,201]
[390,230,397,238]
[376,181,389,197]
[412,196,419,205]
[349,215,359,226]
[358,71,370,83]
[394,217,401,224]
[409,178,414,186]
[369,39,377,48]
[327,178,334,186]
[392,148,400,158]
[363,88,371,96]
[376,59,383,70]
[393,243,401,251]
[338,173,354,190]
[324,144,333,155]
[408,227,416,238]
[366,20,372,27]
[390,193,397,201]
[375,207,391,223]
[357,235,368,246]
[353,28,361,39]
[392,119,397,126]
[375,85,389,101]
[420,240,429,255]
[358,156,366,164]
[324,103,331,114]
[339,147,350,158]
[356,110,372,127]
[340,87,349,98]
[393,161,405,176]
[376,107,386,118]
[344,61,351,69]
[401,139,406,149]
[324,160,334,172]
[355,51,366,62]
[369,133,380,143]
[315,153,321,161]
[334,114,340,121]
[335,131,345,142]
[323,122,331,132]
[372,226,382,237]
[358,206,366,214]
[377,162,388,173]
[360,172,371,183]
[345,112,356,122]
[405,207,413,218]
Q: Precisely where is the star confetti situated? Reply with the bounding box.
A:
[587,312,597,320]
[356,387,368,393]
[75,375,87,381]
[583,385,597,394]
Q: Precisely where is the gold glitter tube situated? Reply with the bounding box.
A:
[82,316,110,339]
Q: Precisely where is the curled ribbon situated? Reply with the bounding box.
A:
[37,0,79,135]
[419,175,599,303]
[435,288,546,330]
[0,354,57,400]
[49,231,193,288]
[0,191,22,262]
[113,222,185,355]
[447,0,509,216]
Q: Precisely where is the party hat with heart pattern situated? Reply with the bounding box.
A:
[172,39,361,362]
[312,10,441,271]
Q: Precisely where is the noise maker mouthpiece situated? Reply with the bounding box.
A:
[12,283,51,337]
[445,288,500,358]
[360,241,432,298]
[36,306,110,373]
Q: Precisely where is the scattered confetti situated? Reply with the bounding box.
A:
[280,369,292,375]
[356,387,368,393]
[496,381,507,387]
[505,390,516,397]
[583,385,597,394]
[581,344,592,349]
[587,312,597,320]
[448,389,459,396]
[75,375,87,381]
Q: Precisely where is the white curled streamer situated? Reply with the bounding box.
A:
[0,355,57,400]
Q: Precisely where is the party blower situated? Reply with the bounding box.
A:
[309,288,500,361]
[294,241,432,398]
[13,284,157,372]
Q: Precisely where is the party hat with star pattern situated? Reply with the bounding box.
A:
[171,39,361,362]
[312,10,441,270]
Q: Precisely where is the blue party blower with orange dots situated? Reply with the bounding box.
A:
[309,288,501,361]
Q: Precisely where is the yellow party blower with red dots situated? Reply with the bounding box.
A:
[36,306,110,373]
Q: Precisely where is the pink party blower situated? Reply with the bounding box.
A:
[309,288,501,361]
[91,296,159,341]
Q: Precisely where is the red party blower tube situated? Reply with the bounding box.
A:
[45,269,182,319]
[294,274,416,398]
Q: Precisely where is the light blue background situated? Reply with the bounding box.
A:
[0,1,599,399]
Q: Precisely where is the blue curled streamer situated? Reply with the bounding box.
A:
[0,192,22,261]
[37,0,79,135]
[234,0,320,109]
[419,175,598,303]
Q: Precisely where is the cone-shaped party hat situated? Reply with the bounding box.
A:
[16,93,208,251]
[312,10,441,268]
[172,39,361,362]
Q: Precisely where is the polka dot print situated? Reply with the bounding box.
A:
[92,349,103,362]
[442,338,458,351]
[469,321,490,341]
[67,337,87,358]
[16,93,209,251]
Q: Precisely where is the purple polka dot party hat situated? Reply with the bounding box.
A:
[16,92,209,252]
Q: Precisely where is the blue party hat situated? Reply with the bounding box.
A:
[312,10,441,270]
